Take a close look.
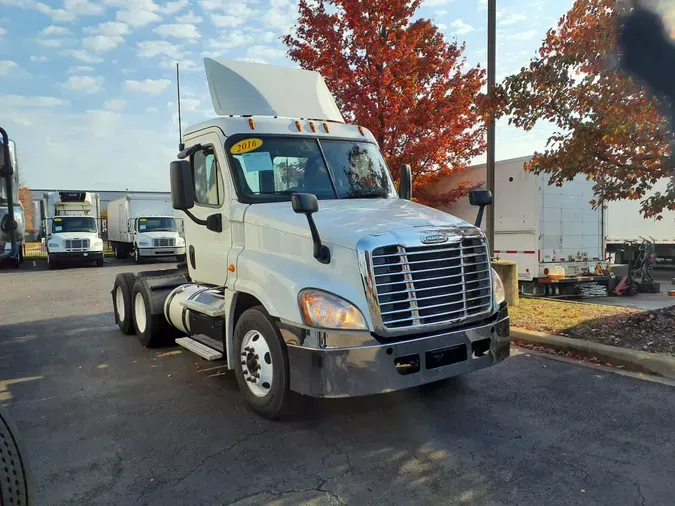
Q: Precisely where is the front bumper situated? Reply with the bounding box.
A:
[49,250,103,261]
[285,306,510,398]
[138,246,186,257]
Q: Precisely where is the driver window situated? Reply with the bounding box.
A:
[192,147,221,206]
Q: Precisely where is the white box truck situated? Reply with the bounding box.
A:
[605,177,675,263]
[436,156,607,295]
[109,58,510,419]
[107,193,186,263]
[42,191,104,269]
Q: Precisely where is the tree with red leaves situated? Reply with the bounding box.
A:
[18,186,35,233]
[283,0,486,206]
[495,0,674,219]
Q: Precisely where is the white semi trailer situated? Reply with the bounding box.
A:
[110,59,510,419]
[107,193,186,263]
[42,191,104,269]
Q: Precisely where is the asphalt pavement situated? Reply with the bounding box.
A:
[1,259,674,506]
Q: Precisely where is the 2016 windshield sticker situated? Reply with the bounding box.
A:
[230,138,263,155]
[54,217,62,222]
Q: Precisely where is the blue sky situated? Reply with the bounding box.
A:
[0,0,574,191]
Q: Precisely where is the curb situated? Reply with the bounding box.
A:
[511,328,675,380]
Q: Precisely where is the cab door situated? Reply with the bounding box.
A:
[183,131,231,286]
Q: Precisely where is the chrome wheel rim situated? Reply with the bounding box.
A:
[240,330,273,398]
[134,292,147,333]
[115,286,125,322]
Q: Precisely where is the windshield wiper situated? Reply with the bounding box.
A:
[257,190,297,196]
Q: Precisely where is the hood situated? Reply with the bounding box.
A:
[243,198,475,250]
[51,231,98,239]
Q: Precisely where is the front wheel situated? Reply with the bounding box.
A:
[96,257,104,267]
[134,247,142,264]
[47,253,56,270]
[233,306,294,420]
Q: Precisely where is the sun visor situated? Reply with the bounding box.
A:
[203,58,345,123]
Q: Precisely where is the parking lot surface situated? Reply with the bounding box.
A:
[1,260,674,505]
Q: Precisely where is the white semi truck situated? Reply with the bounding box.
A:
[42,191,104,269]
[107,193,186,263]
[0,129,25,269]
[111,59,510,419]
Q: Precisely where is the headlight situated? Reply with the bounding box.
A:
[176,237,185,246]
[298,289,367,330]
[138,241,149,246]
[492,268,506,305]
[48,242,58,248]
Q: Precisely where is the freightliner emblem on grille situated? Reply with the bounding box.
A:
[421,233,449,244]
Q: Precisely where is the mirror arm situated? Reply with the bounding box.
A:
[177,144,202,160]
[184,209,207,227]
[305,214,330,264]
[475,206,486,228]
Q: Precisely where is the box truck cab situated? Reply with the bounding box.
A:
[107,193,186,263]
[111,59,510,419]
[42,191,104,269]
[0,131,25,268]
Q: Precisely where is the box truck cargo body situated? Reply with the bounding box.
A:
[107,193,185,263]
[437,156,604,284]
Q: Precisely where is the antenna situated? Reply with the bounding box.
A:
[176,62,184,151]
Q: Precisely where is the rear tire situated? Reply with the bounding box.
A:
[114,244,123,260]
[233,306,294,420]
[112,272,136,335]
[132,279,174,347]
[0,407,35,506]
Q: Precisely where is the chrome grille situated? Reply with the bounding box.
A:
[65,239,89,249]
[371,237,492,330]
[154,238,175,247]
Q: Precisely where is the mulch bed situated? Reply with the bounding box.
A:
[510,299,675,357]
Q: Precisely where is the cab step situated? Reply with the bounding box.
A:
[175,337,223,361]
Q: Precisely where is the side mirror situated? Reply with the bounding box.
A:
[291,193,330,264]
[291,193,319,214]
[170,160,194,211]
[469,189,493,228]
[399,164,412,200]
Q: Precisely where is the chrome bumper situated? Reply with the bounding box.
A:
[138,246,185,257]
[284,306,510,398]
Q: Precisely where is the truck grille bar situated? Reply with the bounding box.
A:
[370,237,493,331]
[154,238,175,247]
[65,239,89,250]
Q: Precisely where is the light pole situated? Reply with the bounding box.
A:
[487,0,496,257]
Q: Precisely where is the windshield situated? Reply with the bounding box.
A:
[52,216,97,233]
[138,217,177,232]
[227,136,397,203]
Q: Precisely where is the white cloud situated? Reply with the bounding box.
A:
[137,40,185,59]
[262,7,295,30]
[247,45,285,61]
[478,0,487,10]
[511,30,538,41]
[68,65,95,73]
[424,0,450,6]
[41,25,70,36]
[104,99,127,111]
[0,61,18,75]
[451,19,475,36]
[198,0,224,10]
[30,55,49,62]
[60,49,104,63]
[209,13,245,28]
[0,27,5,36]
[499,13,526,26]
[175,10,202,23]
[202,30,252,56]
[63,75,104,94]
[35,3,76,22]
[160,58,199,72]
[83,34,124,52]
[64,0,105,15]
[37,38,65,48]
[83,21,129,36]
[0,95,69,107]
[146,106,159,113]
[124,78,171,95]
[154,23,200,39]
[161,0,187,14]
[116,8,161,27]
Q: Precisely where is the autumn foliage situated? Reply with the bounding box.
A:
[283,0,486,206]
[495,0,674,218]
[18,186,35,232]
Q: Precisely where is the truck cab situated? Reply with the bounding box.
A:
[43,191,104,269]
[111,59,510,419]
[129,215,185,263]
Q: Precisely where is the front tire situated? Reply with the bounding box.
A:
[233,306,293,420]
[47,253,56,270]
[112,272,136,335]
[96,256,104,267]
[134,247,142,264]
